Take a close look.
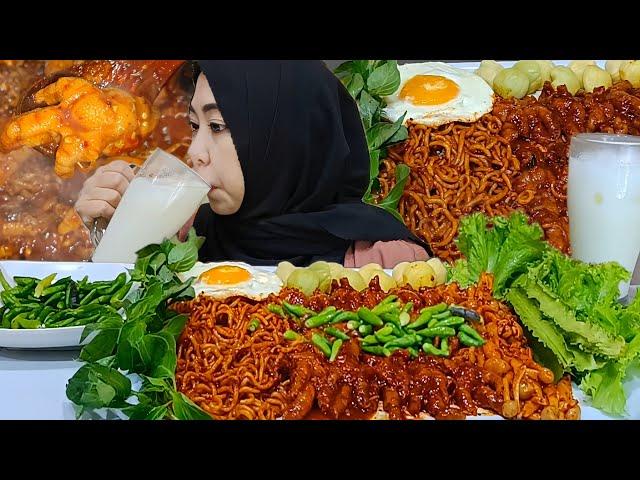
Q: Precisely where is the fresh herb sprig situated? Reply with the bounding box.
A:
[334,60,410,222]
[65,228,212,420]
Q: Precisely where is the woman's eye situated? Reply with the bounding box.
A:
[209,122,226,133]
[189,121,199,132]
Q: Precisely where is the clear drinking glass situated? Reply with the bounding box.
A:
[567,133,640,298]
[91,148,211,263]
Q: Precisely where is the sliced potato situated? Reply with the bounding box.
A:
[392,261,410,284]
[402,262,436,289]
[275,261,295,283]
[308,262,332,292]
[327,262,344,279]
[372,271,397,292]
[286,268,320,296]
[343,269,366,291]
[426,258,447,285]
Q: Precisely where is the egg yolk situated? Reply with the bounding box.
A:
[399,75,460,106]
[199,265,251,285]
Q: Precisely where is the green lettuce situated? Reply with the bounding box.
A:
[449,211,547,297]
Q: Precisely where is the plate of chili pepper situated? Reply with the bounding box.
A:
[0,261,132,349]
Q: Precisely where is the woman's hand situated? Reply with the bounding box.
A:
[74,160,135,228]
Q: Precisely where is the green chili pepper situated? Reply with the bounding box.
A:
[422,342,446,356]
[1,313,9,328]
[361,345,391,357]
[329,339,343,362]
[41,284,67,298]
[283,301,315,318]
[376,334,397,344]
[268,303,286,317]
[325,327,349,341]
[372,302,399,316]
[402,302,414,314]
[358,324,373,336]
[407,347,419,358]
[329,311,359,324]
[34,273,57,298]
[37,307,54,324]
[459,324,485,344]
[399,312,411,327]
[457,330,485,347]
[362,334,379,345]
[441,338,450,355]
[435,316,465,328]
[406,311,432,330]
[305,309,338,328]
[13,276,37,287]
[375,325,394,339]
[284,330,302,342]
[380,312,401,328]
[427,317,440,328]
[346,320,360,330]
[415,326,456,338]
[386,323,404,337]
[79,289,99,306]
[0,269,13,290]
[19,316,42,329]
[248,318,261,332]
[432,310,452,321]
[43,292,65,307]
[311,333,332,358]
[384,334,421,349]
[64,283,73,308]
[357,307,383,327]
[379,295,398,306]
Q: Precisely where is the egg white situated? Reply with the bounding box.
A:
[178,261,282,300]
[383,62,494,127]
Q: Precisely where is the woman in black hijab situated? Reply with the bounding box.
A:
[76,60,428,267]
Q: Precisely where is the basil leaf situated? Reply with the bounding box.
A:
[157,265,174,284]
[66,364,132,409]
[148,252,167,275]
[167,229,203,273]
[377,163,410,212]
[346,73,364,99]
[171,391,212,420]
[79,319,123,363]
[144,331,177,380]
[367,113,405,151]
[385,124,408,146]
[358,90,380,130]
[162,313,188,339]
[126,282,163,320]
[116,318,148,372]
[367,60,401,97]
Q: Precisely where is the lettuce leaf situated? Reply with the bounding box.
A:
[580,334,640,416]
[514,274,626,358]
[451,211,547,297]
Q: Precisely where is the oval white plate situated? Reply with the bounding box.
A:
[0,261,132,350]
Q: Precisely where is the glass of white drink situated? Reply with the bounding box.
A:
[567,133,640,298]
[91,148,211,263]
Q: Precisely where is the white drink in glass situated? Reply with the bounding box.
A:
[568,134,640,298]
[92,149,210,264]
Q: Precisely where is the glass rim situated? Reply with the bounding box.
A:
[142,148,211,188]
[571,133,640,147]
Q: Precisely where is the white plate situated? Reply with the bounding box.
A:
[0,261,132,349]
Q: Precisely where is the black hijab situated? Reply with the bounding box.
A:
[192,60,423,266]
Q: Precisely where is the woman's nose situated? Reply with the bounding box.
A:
[186,142,211,167]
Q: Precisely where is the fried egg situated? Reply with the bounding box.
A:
[383,62,494,127]
[177,261,282,300]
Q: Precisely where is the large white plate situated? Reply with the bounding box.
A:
[0,261,132,349]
